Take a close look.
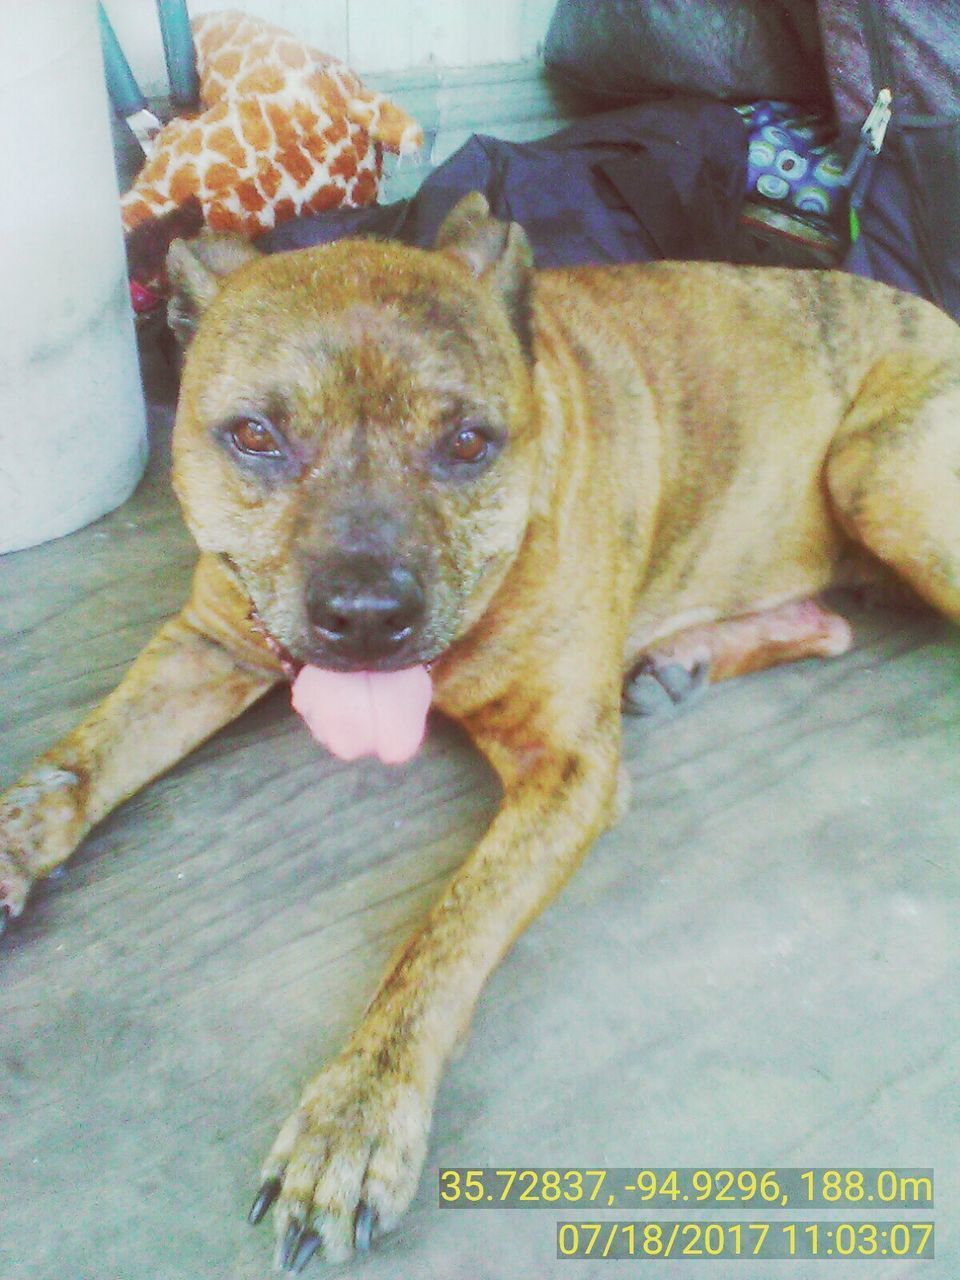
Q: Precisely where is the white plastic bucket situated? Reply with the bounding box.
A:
[0,0,147,554]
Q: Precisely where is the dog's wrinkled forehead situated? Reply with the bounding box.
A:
[193,248,513,425]
[223,241,501,337]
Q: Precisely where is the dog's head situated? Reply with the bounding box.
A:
[168,194,537,677]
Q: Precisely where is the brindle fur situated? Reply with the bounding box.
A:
[2,194,959,1268]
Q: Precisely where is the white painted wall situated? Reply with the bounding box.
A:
[102,0,557,94]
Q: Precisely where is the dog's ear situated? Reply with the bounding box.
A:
[166,232,261,349]
[436,193,534,355]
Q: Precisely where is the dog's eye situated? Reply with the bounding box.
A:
[225,417,285,459]
[436,423,503,476]
[430,420,503,479]
[449,426,488,464]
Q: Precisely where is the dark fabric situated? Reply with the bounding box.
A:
[261,100,749,268]
[840,125,960,319]
[817,0,960,122]
[825,0,960,319]
[543,0,829,108]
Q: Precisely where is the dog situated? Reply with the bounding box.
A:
[1,192,958,1272]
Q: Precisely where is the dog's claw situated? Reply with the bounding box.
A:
[248,1176,282,1225]
[279,1219,305,1270]
[657,660,705,702]
[623,657,709,717]
[354,1202,375,1253]
[288,1228,322,1273]
[0,904,8,940]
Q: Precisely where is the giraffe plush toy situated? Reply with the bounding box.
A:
[120,9,422,242]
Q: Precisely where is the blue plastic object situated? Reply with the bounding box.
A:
[156,0,199,108]
[96,3,147,119]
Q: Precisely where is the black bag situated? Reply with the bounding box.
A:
[833,0,960,318]
[543,0,829,108]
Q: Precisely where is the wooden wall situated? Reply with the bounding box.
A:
[104,0,558,92]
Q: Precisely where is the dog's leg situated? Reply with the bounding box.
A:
[0,554,280,927]
[249,681,622,1268]
[624,599,854,716]
[825,358,960,624]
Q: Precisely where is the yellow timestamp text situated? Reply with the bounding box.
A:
[555,1220,935,1260]
[438,1167,933,1209]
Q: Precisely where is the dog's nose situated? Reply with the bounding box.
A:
[306,554,426,665]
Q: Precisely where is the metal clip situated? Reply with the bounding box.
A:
[861,88,893,155]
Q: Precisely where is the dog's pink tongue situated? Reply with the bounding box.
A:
[291,665,432,765]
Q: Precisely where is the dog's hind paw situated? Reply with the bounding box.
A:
[623,655,710,717]
[249,1050,431,1270]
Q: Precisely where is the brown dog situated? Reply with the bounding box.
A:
[1,192,959,1270]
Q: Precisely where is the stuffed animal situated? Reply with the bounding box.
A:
[120,9,422,239]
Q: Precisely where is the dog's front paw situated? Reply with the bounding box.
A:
[249,1051,432,1271]
[0,848,33,936]
[0,767,86,936]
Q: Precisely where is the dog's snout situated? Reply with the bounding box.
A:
[307,554,426,665]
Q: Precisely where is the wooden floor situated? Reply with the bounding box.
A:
[1,356,957,1279]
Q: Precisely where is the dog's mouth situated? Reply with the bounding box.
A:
[248,608,437,765]
[248,609,302,681]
